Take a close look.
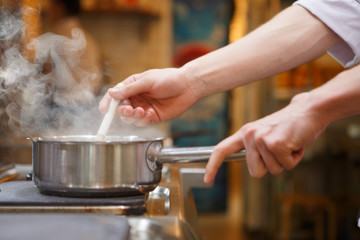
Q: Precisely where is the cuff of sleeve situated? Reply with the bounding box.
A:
[294,0,360,68]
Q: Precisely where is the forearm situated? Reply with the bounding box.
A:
[181,5,340,99]
[298,63,360,127]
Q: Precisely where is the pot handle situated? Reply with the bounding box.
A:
[157,146,246,164]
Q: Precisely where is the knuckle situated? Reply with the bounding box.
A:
[281,156,298,169]
[268,167,283,175]
[266,141,279,152]
[130,75,137,83]
[266,137,286,154]
[284,161,297,170]
[243,126,256,140]
[254,132,266,146]
[212,145,226,159]
[250,170,266,178]
[248,167,267,178]
[241,123,254,133]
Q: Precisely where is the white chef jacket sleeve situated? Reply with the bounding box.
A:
[294,0,360,68]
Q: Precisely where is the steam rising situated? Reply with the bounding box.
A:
[0,6,165,139]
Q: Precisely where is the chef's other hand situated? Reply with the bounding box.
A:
[204,92,328,184]
[99,68,201,126]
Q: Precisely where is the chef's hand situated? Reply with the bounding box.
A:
[204,93,328,184]
[99,68,200,126]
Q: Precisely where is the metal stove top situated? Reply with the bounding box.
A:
[0,214,131,240]
[0,181,146,215]
[0,166,209,240]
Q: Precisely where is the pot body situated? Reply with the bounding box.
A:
[32,135,163,197]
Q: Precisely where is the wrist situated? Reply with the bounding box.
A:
[292,65,360,130]
[179,62,207,100]
[290,92,333,129]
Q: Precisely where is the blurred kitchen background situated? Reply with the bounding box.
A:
[1,0,360,239]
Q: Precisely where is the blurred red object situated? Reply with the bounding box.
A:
[173,43,213,67]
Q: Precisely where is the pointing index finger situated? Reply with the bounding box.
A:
[204,133,245,184]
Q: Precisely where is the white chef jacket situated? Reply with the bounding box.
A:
[294,0,360,68]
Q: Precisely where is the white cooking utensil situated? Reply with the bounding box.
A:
[96,98,120,141]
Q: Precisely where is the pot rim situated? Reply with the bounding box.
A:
[30,135,164,143]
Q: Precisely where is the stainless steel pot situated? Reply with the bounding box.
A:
[31,135,246,197]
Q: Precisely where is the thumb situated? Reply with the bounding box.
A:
[98,91,112,113]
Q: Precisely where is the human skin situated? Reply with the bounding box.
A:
[99,5,360,183]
